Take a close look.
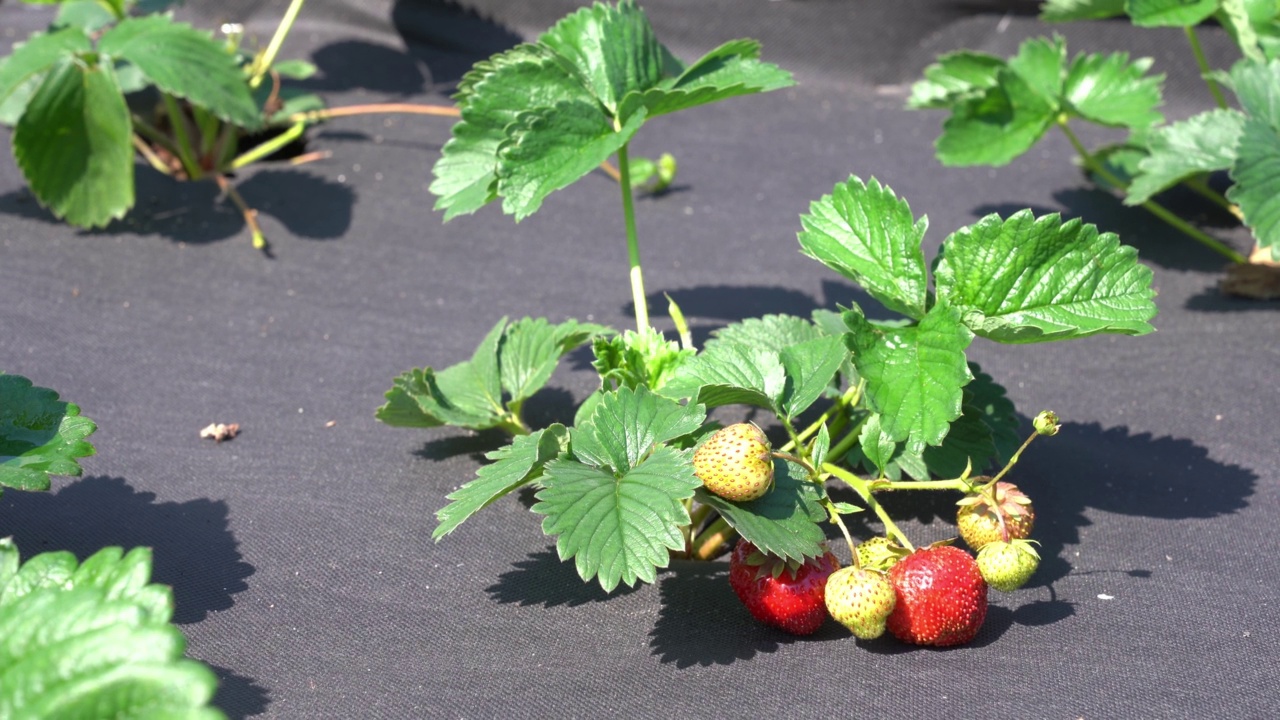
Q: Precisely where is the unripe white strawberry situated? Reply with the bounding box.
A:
[976,539,1040,592]
[824,566,897,639]
[692,423,774,502]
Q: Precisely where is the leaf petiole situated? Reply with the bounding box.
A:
[161,93,202,179]
[230,121,307,169]
[690,516,734,560]
[616,143,650,331]
[823,463,913,552]
[249,0,309,89]
[1183,25,1228,110]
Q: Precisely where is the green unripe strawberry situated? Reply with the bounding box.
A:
[956,481,1034,550]
[976,539,1040,592]
[692,422,774,502]
[855,536,907,573]
[824,566,897,640]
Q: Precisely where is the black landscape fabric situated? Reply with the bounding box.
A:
[2,0,1276,717]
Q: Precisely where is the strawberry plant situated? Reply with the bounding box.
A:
[380,0,1159,647]
[910,0,1280,297]
[1,373,225,716]
[0,0,464,252]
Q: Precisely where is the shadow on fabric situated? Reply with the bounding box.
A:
[390,0,526,94]
[0,167,354,246]
[485,546,639,608]
[210,665,271,720]
[0,475,255,624]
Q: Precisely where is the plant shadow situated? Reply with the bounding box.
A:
[0,166,354,246]
[391,0,527,94]
[210,665,271,720]
[0,475,255,624]
[485,546,639,608]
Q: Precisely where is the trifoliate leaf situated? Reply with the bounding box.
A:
[1008,36,1067,103]
[936,67,1058,167]
[0,374,97,497]
[497,99,647,220]
[1126,0,1221,27]
[0,540,224,719]
[500,318,611,405]
[1064,51,1164,129]
[533,445,698,591]
[966,363,1022,464]
[432,44,591,220]
[536,0,666,117]
[779,335,848,419]
[660,341,785,410]
[1126,109,1245,205]
[907,51,1005,109]
[377,319,510,431]
[572,385,705,474]
[98,16,260,128]
[1228,118,1280,255]
[0,27,91,123]
[694,460,827,563]
[845,303,974,454]
[1040,0,1127,21]
[798,176,930,319]
[432,425,568,540]
[935,211,1157,343]
[12,55,133,229]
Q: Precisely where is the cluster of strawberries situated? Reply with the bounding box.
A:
[695,423,1040,646]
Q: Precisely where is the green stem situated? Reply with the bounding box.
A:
[161,94,202,179]
[1059,121,1246,264]
[131,134,172,175]
[230,121,307,170]
[986,427,1041,487]
[823,499,859,561]
[1184,26,1229,110]
[870,478,973,493]
[780,382,863,453]
[616,143,650,331]
[249,0,309,89]
[1182,175,1245,221]
[823,463,914,552]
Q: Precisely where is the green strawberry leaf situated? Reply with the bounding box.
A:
[1040,0,1127,21]
[499,318,612,405]
[810,424,831,471]
[1218,0,1267,61]
[0,27,92,124]
[935,211,1157,343]
[533,445,698,592]
[857,413,898,477]
[936,67,1058,167]
[1228,117,1280,256]
[496,99,647,220]
[1126,109,1245,205]
[12,55,133,229]
[622,39,794,120]
[0,539,224,719]
[1064,51,1164,129]
[845,303,974,454]
[432,425,569,540]
[98,15,261,129]
[966,363,1022,464]
[536,0,666,117]
[920,397,996,478]
[1126,0,1221,27]
[271,59,318,80]
[907,50,1005,110]
[571,385,705,473]
[779,335,847,419]
[694,460,827,563]
[799,176,930,319]
[432,44,591,220]
[660,341,785,410]
[52,1,118,34]
[1229,58,1280,123]
[0,374,97,496]
[1007,35,1067,103]
[707,314,824,353]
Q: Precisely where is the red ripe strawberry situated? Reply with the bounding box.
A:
[886,544,987,647]
[728,539,840,635]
